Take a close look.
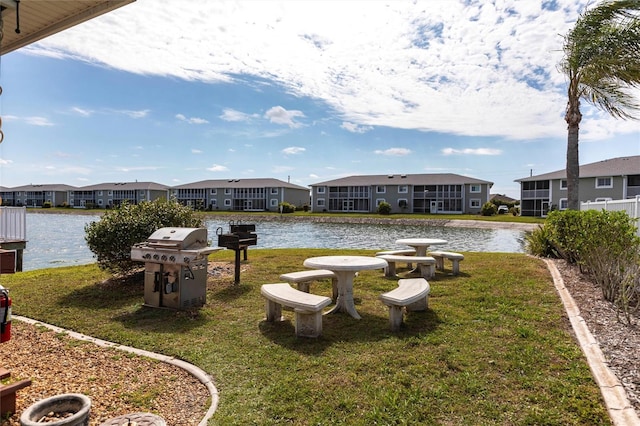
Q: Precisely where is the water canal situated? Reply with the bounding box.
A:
[20,213,531,271]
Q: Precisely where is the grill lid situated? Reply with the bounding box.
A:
[145,227,208,250]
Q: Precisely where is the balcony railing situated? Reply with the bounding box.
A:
[0,206,26,242]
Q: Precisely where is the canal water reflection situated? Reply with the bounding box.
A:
[20,213,528,271]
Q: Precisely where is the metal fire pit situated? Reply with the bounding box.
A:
[131,227,222,309]
[216,221,257,284]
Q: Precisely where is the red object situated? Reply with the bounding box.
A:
[0,287,10,343]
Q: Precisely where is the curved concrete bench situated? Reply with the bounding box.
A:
[261,283,332,338]
[279,269,338,302]
[377,254,436,278]
[380,278,430,331]
[375,249,416,268]
[428,251,464,275]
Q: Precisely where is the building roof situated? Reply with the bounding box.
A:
[77,182,169,191]
[10,183,77,192]
[0,0,135,55]
[515,156,640,182]
[173,178,309,191]
[311,173,493,187]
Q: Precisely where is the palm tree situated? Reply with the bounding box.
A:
[561,0,640,210]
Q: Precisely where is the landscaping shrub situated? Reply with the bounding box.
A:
[377,201,391,215]
[279,202,296,213]
[84,198,203,275]
[527,209,640,320]
[481,202,496,216]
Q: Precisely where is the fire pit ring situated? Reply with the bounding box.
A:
[20,393,91,426]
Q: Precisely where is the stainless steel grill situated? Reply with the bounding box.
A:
[131,227,222,309]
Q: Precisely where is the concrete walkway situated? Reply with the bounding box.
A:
[545,260,640,426]
[13,315,219,426]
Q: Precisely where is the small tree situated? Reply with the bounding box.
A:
[481,202,497,216]
[377,201,392,215]
[85,198,203,275]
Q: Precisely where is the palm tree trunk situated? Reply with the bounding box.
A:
[565,91,582,210]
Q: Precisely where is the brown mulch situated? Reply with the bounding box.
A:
[1,259,639,424]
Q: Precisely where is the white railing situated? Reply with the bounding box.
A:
[581,197,640,236]
[0,206,26,242]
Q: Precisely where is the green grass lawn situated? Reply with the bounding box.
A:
[4,249,608,425]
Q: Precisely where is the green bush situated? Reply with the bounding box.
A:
[377,201,392,215]
[42,201,52,209]
[279,202,296,213]
[528,210,640,319]
[481,202,496,216]
[85,198,203,275]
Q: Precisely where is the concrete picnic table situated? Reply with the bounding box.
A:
[395,238,448,257]
[303,255,388,319]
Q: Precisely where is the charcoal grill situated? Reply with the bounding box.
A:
[216,221,257,284]
[131,227,222,309]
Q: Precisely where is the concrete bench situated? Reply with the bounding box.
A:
[261,283,332,338]
[375,249,416,268]
[380,278,430,331]
[429,251,464,275]
[377,254,436,279]
[279,269,338,302]
[0,369,32,417]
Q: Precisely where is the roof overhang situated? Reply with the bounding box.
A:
[0,0,135,55]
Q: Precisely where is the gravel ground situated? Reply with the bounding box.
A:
[1,257,638,425]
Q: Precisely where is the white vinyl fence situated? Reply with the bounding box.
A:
[581,197,640,237]
[0,206,26,242]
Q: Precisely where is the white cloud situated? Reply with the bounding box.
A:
[282,146,305,155]
[176,114,209,124]
[264,106,305,128]
[374,148,412,156]
[118,109,150,119]
[341,122,373,133]
[0,158,13,165]
[220,108,257,122]
[24,0,635,142]
[192,149,203,154]
[207,164,229,172]
[71,107,93,117]
[24,116,54,126]
[441,148,503,156]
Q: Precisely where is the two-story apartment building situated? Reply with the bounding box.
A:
[516,156,640,217]
[70,182,170,208]
[171,178,310,212]
[2,184,75,207]
[309,173,493,214]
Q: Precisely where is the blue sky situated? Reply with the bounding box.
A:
[0,0,638,199]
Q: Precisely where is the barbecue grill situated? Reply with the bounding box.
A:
[217,221,258,284]
[131,227,222,309]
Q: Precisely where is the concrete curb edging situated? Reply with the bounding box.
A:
[544,259,640,426]
[14,315,219,426]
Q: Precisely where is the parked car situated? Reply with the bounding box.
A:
[497,205,509,214]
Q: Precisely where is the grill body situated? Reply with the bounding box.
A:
[131,227,221,309]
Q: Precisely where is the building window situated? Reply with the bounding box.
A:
[270,188,278,195]
[317,187,326,194]
[376,198,386,205]
[398,185,408,193]
[470,185,481,193]
[560,180,567,190]
[108,190,113,196]
[98,191,103,196]
[559,198,568,210]
[270,198,278,207]
[376,186,386,194]
[224,188,232,195]
[224,199,231,206]
[210,189,217,195]
[210,199,217,207]
[316,198,325,207]
[596,177,613,188]
[398,199,408,208]
[470,199,481,208]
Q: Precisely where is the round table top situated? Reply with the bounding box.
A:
[304,255,388,271]
[396,238,448,246]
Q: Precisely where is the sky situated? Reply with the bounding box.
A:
[0,0,638,200]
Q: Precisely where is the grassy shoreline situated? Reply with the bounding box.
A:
[3,249,609,425]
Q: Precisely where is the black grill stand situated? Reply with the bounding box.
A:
[216,222,257,284]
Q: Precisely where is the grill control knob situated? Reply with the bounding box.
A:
[143,253,151,259]
[153,254,160,261]
[169,255,176,262]
[161,255,167,261]
[183,257,190,264]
